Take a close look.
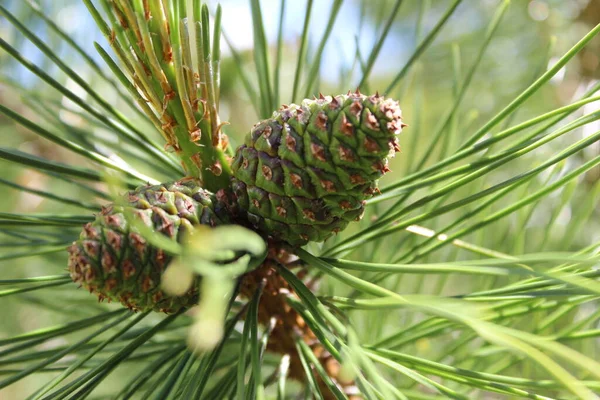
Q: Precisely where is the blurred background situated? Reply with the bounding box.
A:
[1,0,600,397]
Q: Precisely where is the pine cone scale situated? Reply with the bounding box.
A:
[68,180,230,313]
[231,93,403,245]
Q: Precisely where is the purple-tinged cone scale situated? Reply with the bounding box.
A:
[67,180,230,313]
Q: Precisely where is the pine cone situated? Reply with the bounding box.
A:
[67,180,231,313]
[230,92,404,245]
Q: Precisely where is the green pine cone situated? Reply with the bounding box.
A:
[67,180,231,313]
[230,92,404,245]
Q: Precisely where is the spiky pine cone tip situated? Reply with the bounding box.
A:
[231,92,405,245]
[68,180,231,313]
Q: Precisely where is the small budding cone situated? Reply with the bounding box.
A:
[67,180,230,313]
[239,253,358,399]
[231,92,404,245]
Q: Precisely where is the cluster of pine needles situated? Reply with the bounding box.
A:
[1,0,600,399]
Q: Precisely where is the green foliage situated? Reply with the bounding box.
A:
[1,0,600,399]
